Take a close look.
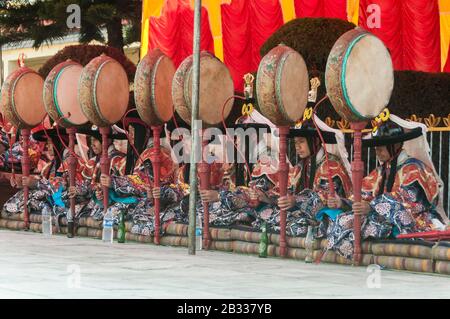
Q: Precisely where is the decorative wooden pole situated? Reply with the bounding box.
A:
[198,130,211,250]
[150,125,162,245]
[188,0,202,255]
[99,127,111,214]
[21,128,31,230]
[350,121,367,266]
[278,126,290,258]
[66,127,77,238]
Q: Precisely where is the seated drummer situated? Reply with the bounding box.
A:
[327,111,450,260]
[73,126,127,222]
[247,107,352,237]
[3,128,89,227]
[94,113,185,236]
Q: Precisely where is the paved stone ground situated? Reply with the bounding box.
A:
[0,229,449,299]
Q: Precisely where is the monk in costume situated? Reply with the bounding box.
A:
[248,108,352,237]
[96,115,185,236]
[327,113,450,259]
[2,128,89,229]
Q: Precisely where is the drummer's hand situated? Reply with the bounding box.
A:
[68,186,78,199]
[95,186,104,201]
[327,195,343,209]
[199,190,219,203]
[353,201,371,215]
[100,174,111,188]
[22,176,37,188]
[9,176,18,188]
[278,195,296,211]
[152,187,161,199]
[248,188,260,202]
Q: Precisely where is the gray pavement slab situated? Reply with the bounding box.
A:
[0,229,449,299]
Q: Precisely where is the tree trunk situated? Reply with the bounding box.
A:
[106,17,124,52]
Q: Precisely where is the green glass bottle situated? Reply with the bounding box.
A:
[259,222,268,258]
[118,211,126,243]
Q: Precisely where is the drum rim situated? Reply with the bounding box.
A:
[11,70,45,127]
[92,59,112,125]
[275,48,305,124]
[171,55,192,125]
[52,64,88,127]
[341,32,376,121]
[151,54,173,124]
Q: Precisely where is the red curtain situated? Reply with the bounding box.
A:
[294,0,347,20]
[221,0,284,90]
[401,0,441,72]
[148,0,214,67]
[359,0,441,73]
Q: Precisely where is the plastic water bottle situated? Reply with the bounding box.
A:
[195,213,202,250]
[102,209,114,243]
[305,225,314,263]
[42,206,52,237]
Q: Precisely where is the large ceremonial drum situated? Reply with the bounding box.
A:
[256,45,309,126]
[172,52,234,126]
[78,55,129,127]
[325,28,394,122]
[1,67,46,129]
[134,49,175,126]
[43,60,88,128]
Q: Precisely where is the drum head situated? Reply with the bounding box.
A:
[279,52,309,123]
[153,55,176,123]
[344,35,393,119]
[135,50,175,126]
[173,52,234,127]
[326,29,394,122]
[55,64,88,126]
[95,59,129,125]
[257,46,308,126]
[13,72,46,127]
[186,55,234,126]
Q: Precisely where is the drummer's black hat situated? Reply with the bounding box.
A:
[32,126,70,144]
[75,125,127,140]
[288,107,337,144]
[362,121,422,147]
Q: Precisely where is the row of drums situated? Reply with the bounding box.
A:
[0,28,394,135]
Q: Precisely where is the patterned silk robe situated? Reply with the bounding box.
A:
[251,149,352,237]
[327,150,442,259]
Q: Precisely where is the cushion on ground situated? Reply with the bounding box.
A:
[434,261,450,275]
[87,228,103,238]
[373,255,434,273]
[209,240,233,252]
[160,235,188,247]
[432,242,450,262]
[164,223,188,236]
[231,228,274,244]
[77,227,88,237]
[1,211,25,221]
[86,217,103,229]
[270,234,322,250]
[315,250,373,266]
[232,241,280,257]
[371,240,434,259]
